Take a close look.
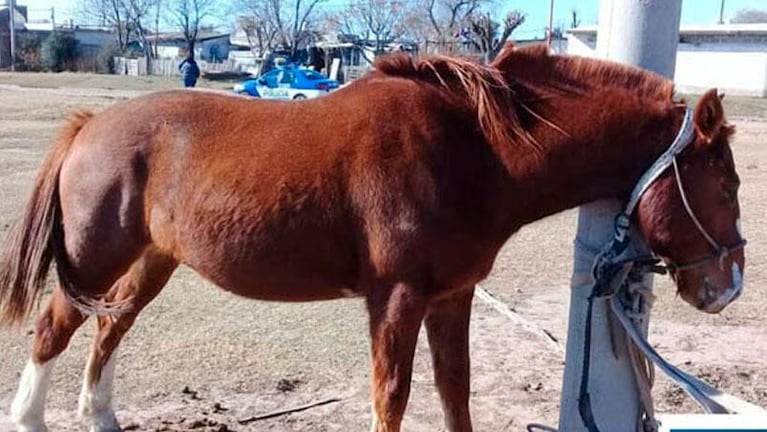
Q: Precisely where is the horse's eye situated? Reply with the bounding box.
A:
[722,180,739,203]
[708,156,724,168]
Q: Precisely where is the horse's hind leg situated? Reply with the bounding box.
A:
[424,289,474,432]
[10,248,176,432]
[367,281,427,432]
[11,288,87,432]
[78,247,177,432]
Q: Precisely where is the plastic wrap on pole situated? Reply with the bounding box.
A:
[558,200,647,432]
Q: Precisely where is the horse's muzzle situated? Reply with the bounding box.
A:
[701,262,743,313]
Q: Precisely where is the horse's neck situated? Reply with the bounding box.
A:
[508,106,681,227]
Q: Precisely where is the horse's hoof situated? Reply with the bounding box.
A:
[15,425,48,432]
[84,414,123,432]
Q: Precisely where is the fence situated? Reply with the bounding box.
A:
[112,56,370,83]
[112,57,242,77]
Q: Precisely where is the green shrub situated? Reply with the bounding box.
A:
[41,32,80,72]
[96,44,123,74]
[16,33,43,71]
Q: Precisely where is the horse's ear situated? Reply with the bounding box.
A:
[491,42,517,68]
[693,88,724,146]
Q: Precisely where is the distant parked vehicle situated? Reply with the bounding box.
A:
[234,65,340,100]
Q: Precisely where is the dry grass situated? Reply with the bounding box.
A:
[0,71,236,92]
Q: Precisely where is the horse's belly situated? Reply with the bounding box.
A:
[198,262,360,302]
[180,237,361,302]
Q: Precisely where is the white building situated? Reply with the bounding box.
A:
[567,23,767,97]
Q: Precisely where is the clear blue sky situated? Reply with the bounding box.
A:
[16,0,767,38]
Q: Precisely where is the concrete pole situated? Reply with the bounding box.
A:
[8,0,16,71]
[547,0,555,47]
[719,0,726,24]
[557,1,682,431]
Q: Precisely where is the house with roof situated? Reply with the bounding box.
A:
[149,31,232,62]
[24,20,116,57]
[2,1,117,69]
[567,23,767,97]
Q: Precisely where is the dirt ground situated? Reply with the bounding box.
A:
[0,73,765,432]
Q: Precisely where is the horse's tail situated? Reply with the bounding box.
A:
[0,110,94,328]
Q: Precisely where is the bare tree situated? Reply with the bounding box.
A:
[233,0,280,55]
[398,5,431,48]
[77,0,130,50]
[570,8,580,28]
[272,0,325,58]
[167,0,217,58]
[124,0,159,59]
[466,10,524,62]
[732,8,767,23]
[237,15,279,55]
[398,0,506,55]
[335,0,407,62]
[234,0,324,60]
[426,0,487,43]
[78,0,160,55]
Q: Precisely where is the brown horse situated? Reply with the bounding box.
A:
[0,43,744,432]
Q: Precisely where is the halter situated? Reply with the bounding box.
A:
[667,156,747,273]
[579,107,747,432]
[592,107,746,284]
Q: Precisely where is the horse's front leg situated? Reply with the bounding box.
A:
[366,281,427,432]
[424,288,474,432]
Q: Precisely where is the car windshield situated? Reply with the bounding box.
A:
[302,70,327,81]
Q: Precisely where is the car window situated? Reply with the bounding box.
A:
[260,70,279,87]
[302,70,326,81]
[263,70,279,80]
[279,70,295,84]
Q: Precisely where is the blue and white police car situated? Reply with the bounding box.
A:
[234,65,340,100]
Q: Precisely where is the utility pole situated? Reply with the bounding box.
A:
[557,1,682,431]
[8,0,16,71]
[51,6,55,29]
[547,0,555,46]
[154,0,161,58]
[719,0,726,24]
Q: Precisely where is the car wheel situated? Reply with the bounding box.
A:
[293,94,307,100]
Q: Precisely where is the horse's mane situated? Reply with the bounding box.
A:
[373,44,678,162]
[491,43,676,102]
[373,52,541,156]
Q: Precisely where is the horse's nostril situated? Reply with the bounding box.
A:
[703,278,717,302]
[700,272,742,313]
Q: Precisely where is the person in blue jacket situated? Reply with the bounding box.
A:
[178,55,201,88]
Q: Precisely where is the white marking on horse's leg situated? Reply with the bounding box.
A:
[78,349,121,432]
[341,288,361,298]
[736,218,742,237]
[369,407,380,432]
[10,359,54,432]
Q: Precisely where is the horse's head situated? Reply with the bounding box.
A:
[636,89,744,313]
